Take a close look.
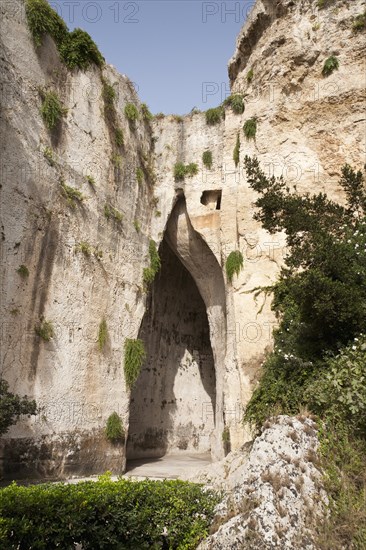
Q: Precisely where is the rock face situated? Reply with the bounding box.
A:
[0,0,365,478]
[194,416,327,550]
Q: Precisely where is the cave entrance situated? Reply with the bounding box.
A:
[127,237,216,460]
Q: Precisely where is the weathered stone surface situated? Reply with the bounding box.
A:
[194,416,327,550]
[0,0,365,478]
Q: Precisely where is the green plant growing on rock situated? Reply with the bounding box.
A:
[25,0,68,47]
[16,265,29,278]
[86,175,95,187]
[0,378,37,436]
[174,162,186,182]
[104,204,123,223]
[40,91,67,130]
[322,56,339,76]
[353,11,366,31]
[141,103,153,121]
[124,338,146,388]
[223,94,245,114]
[185,163,198,177]
[61,181,84,208]
[98,319,107,351]
[136,167,144,186]
[317,0,336,8]
[111,154,122,168]
[43,146,55,166]
[124,103,139,122]
[247,68,254,83]
[35,320,54,341]
[225,251,244,282]
[114,127,124,147]
[143,239,161,288]
[105,412,124,443]
[205,106,224,125]
[202,150,213,170]
[102,80,116,112]
[243,118,257,140]
[233,133,240,167]
[75,241,91,257]
[133,220,141,233]
[59,28,104,69]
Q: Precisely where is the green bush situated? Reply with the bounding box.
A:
[25,0,67,47]
[133,220,141,233]
[35,320,54,342]
[233,133,240,167]
[61,182,84,208]
[223,94,245,114]
[185,163,198,177]
[16,265,29,278]
[205,106,224,125]
[136,167,144,186]
[125,103,139,122]
[247,68,254,83]
[105,412,124,442]
[143,239,161,288]
[40,91,66,130]
[322,56,339,76]
[174,162,186,182]
[202,150,213,169]
[225,251,244,282]
[98,319,107,351]
[243,118,257,140]
[0,378,37,436]
[104,204,123,223]
[141,103,153,120]
[59,28,104,70]
[124,338,146,388]
[102,80,116,112]
[43,146,55,166]
[0,477,219,549]
[115,127,124,147]
[75,241,91,257]
[353,11,366,31]
[86,174,95,187]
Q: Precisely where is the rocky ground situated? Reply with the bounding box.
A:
[191,415,327,549]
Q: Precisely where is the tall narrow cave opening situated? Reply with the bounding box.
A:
[127,238,216,460]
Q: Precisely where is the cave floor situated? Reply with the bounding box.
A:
[124,453,211,480]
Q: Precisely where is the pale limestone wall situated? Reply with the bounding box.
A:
[0,0,365,478]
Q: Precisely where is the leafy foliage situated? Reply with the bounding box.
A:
[322,56,339,76]
[35,320,54,342]
[43,146,55,166]
[75,241,92,257]
[26,0,104,71]
[243,118,257,140]
[105,412,124,442]
[136,167,144,186]
[143,239,161,288]
[353,11,366,31]
[0,477,219,549]
[247,68,254,83]
[223,94,245,114]
[102,80,117,112]
[202,150,213,169]
[205,106,224,125]
[115,127,124,147]
[233,133,240,167]
[124,339,146,388]
[40,91,66,130]
[104,203,123,223]
[61,181,84,208]
[124,103,139,122]
[16,265,29,278]
[98,319,108,351]
[59,28,104,69]
[225,251,244,283]
[141,103,153,121]
[0,379,37,436]
[25,0,67,47]
[174,162,198,181]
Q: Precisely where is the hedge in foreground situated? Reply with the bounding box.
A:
[0,477,219,549]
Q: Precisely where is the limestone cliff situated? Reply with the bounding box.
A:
[0,0,365,479]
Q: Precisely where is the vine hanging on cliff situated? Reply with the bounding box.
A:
[124,339,146,388]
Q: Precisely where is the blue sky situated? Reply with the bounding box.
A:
[53,0,255,114]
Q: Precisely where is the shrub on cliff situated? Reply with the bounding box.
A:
[202,150,213,169]
[223,94,245,114]
[40,91,67,130]
[59,28,104,70]
[322,55,339,76]
[205,106,224,125]
[0,379,37,436]
[225,251,244,282]
[124,339,146,388]
[125,103,139,122]
[105,412,124,442]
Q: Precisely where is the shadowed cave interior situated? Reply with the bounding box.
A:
[127,238,216,460]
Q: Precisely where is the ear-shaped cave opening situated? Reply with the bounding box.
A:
[127,238,216,459]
